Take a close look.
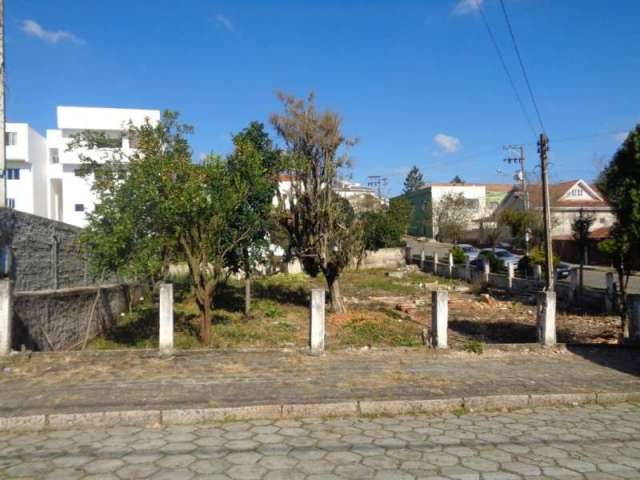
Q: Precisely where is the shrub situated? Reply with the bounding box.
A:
[529,246,560,270]
[450,245,466,265]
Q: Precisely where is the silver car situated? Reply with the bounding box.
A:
[458,244,479,261]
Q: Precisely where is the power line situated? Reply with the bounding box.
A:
[498,0,546,135]
[475,0,537,136]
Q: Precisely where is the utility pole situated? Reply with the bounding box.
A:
[367,175,388,200]
[503,144,529,253]
[537,133,554,290]
[0,0,5,209]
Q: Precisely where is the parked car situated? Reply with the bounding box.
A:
[470,249,500,271]
[458,244,479,261]
[555,262,572,279]
[492,248,521,268]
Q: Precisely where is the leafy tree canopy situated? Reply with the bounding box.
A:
[403,166,424,194]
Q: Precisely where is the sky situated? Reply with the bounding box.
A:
[6,0,640,196]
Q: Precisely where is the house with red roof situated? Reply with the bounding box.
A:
[494,179,615,238]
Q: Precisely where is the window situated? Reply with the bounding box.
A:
[5,132,17,146]
[74,204,85,212]
[49,148,59,164]
[568,188,583,197]
[7,198,15,209]
[464,198,480,210]
[6,168,20,180]
[600,217,606,224]
[74,169,83,177]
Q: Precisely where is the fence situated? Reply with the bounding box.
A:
[405,246,616,314]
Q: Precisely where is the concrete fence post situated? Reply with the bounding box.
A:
[483,261,490,284]
[465,259,471,282]
[433,252,438,276]
[448,253,454,277]
[628,294,640,343]
[431,289,448,348]
[420,249,425,270]
[0,279,13,356]
[507,262,514,290]
[536,290,556,346]
[159,283,174,353]
[533,264,542,281]
[310,288,325,354]
[605,272,615,313]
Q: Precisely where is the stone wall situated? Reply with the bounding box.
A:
[12,284,141,351]
[0,208,89,291]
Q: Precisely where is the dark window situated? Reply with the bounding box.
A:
[5,132,17,146]
[6,168,20,180]
[74,204,85,212]
[7,198,15,209]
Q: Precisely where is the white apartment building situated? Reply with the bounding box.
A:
[5,123,47,216]
[4,106,161,227]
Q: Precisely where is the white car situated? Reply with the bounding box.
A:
[458,244,480,261]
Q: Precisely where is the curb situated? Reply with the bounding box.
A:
[2,390,639,432]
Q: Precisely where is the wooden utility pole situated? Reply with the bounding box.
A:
[0,0,5,209]
[538,133,553,290]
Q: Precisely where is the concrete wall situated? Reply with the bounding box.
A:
[0,208,90,291]
[13,284,138,351]
[358,248,406,270]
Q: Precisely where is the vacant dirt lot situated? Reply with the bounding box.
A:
[85,267,622,351]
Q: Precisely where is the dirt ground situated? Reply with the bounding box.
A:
[88,267,623,351]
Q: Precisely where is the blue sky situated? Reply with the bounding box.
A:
[6,0,640,196]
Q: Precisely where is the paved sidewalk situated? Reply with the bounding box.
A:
[2,403,640,479]
[0,346,639,419]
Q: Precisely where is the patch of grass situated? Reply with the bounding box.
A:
[211,317,296,348]
[462,340,484,354]
[452,406,469,417]
[338,316,422,347]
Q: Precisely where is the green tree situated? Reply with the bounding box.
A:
[451,175,464,184]
[403,166,424,194]
[498,209,547,250]
[389,197,412,235]
[226,122,280,317]
[432,193,472,243]
[571,210,595,298]
[597,125,640,333]
[271,92,362,313]
[72,111,261,345]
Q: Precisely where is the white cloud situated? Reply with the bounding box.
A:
[434,133,462,154]
[613,131,628,142]
[453,0,482,16]
[21,19,83,45]
[215,14,234,32]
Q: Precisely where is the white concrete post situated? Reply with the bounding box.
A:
[464,259,471,282]
[0,279,12,356]
[536,291,556,346]
[628,294,640,343]
[605,272,615,313]
[533,264,542,281]
[431,289,448,348]
[483,261,490,284]
[159,283,174,353]
[420,249,425,269]
[310,288,325,354]
[507,262,514,290]
[448,253,454,277]
[433,252,438,276]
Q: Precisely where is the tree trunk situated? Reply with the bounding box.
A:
[327,274,346,313]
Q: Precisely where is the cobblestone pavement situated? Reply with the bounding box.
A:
[2,404,640,479]
[1,347,639,417]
